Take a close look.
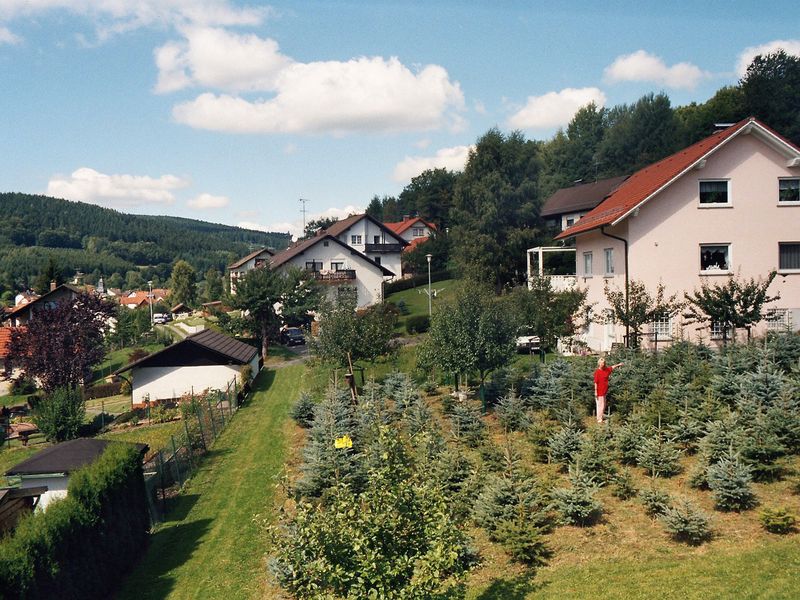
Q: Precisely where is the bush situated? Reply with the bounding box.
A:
[636,433,683,478]
[127,348,150,363]
[660,499,712,545]
[706,453,758,511]
[34,386,85,442]
[639,487,672,518]
[10,376,36,395]
[550,468,603,527]
[759,507,797,534]
[405,314,430,334]
[149,403,177,424]
[290,392,316,428]
[0,443,149,599]
[84,381,122,400]
[384,269,452,294]
[611,469,638,500]
[494,519,551,567]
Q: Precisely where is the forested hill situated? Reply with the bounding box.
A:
[0,192,290,290]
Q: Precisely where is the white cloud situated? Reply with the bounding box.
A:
[241,204,364,240]
[392,145,472,183]
[0,0,267,41]
[187,192,229,209]
[508,87,606,130]
[46,167,188,207]
[603,50,708,90]
[0,26,21,45]
[154,26,291,93]
[172,55,465,135]
[736,39,800,76]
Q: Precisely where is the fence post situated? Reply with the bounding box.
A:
[218,394,226,428]
[171,435,184,487]
[195,404,208,452]
[183,417,195,472]
[207,397,218,439]
[156,451,167,517]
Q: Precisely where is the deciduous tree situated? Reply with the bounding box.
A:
[604,279,681,348]
[169,260,197,307]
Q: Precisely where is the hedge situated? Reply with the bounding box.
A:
[406,315,431,334]
[385,269,452,295]
[83,381,123,400]
[0,443,149,599]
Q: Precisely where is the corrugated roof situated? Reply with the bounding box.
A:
[384,216,437,235]
[228,247,274,270]
[270,233,395,276]
[115,328,257,374]
[540,176,628,217]
[6,439,147,476]
[556,117,800,240]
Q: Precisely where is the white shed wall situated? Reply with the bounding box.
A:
[131,364,240,403]
[20,475,69,511]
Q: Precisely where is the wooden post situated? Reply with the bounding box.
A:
[207,398,218,439]
[346,352,358,403]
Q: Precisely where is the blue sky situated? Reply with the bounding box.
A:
[2,0,799,237]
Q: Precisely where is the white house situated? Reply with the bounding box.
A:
[384,215,437,252]
[116,329,259,405]
[228,247,274,295]
[555,117,800,351]
[324,214,407,279]
[540,176,628,232]
[270,232,395,309]
[5,439,147,511]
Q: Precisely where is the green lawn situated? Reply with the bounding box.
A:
[85,393,131,416]
[92,343,163,381]
[115,365,303,600]
[467,537,800,599]
[0,394,29,408]
[100,420,185,456]
[386,278,457,332]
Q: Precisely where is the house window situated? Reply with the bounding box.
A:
[305,261,323,272]
[412,227,424,237]
[779,178,800,203]
[374,256,381,265]
[323,241,329,247]
[351,235,362,245]
[779,243,800,271]
[765,308,792,332]
[583,252,593,276]
[651,314,673,341]
[710,321,733,341]
[331,262,344,271]
[604,248,614,276]
[374,235,381,244]
[566,218,575,227]
[700,244,730,272]
[699,180,730,205]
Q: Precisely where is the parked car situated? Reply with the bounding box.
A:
[153,313,170,324]
[280,327,305,346]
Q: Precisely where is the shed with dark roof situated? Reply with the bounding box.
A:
[115,329,259,405]
[6,438,147,510]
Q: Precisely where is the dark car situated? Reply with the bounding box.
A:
[280,327,305,346]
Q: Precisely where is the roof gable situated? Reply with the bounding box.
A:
[556,117,800,240]
[384,216,437,235]
[228,247,274,270]
[270,234,395,276]
[326,213,407,245]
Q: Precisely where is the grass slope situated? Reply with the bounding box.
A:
[116,365,302,600]
[386,278,456,331]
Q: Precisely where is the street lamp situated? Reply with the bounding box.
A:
[148,280,154,325]
[426,254,433,316]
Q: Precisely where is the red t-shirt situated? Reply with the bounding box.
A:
[594,366,614,397]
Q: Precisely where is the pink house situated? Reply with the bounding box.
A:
[556,117,800,351]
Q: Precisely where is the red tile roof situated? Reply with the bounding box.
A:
[556,117,800,240]
[0,327,13,359]
[384,216,437,235]
[403,237,430,252]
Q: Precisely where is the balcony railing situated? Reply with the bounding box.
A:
[528,274,577,292]
[364,243,403,253]
[311,269,356,282]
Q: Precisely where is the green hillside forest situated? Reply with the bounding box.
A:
[0,193,290,294]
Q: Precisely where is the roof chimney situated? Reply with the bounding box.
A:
[50,280,57,292]
[403,214,411,221]
[713,122,735,133]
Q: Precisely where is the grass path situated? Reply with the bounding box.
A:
[116,364,303,600]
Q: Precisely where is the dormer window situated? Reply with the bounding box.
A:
[699,180,730,206]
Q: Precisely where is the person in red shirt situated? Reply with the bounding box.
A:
[594,357,624,423]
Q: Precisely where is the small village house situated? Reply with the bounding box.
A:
[5,439,147,511]
[228,248,274,294]
[324,214,407,279]
[384,215,437,252]
[116,329,259,405]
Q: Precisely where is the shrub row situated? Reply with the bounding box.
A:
[83,381,123,400]
[0,443,150,599]
[384,269,452,295]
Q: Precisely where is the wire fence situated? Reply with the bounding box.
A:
[142,378,245,525]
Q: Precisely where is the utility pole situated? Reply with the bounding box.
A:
[299,198,309,236]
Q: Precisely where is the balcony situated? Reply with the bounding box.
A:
[364,243,403,253]
[311,269,356,282]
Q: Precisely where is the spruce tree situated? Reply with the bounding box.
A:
[290,392,316,428]
[495,390,531,432]
[706,451,758,511]
[661,499,712,545]
[576,426,618,483]
[449,401,486,447]
[636,431,683,478]
[550,467,603,527]
[548,425,583,468]
[613,417,655,465]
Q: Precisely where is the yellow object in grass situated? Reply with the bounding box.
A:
[334,434,353,449]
